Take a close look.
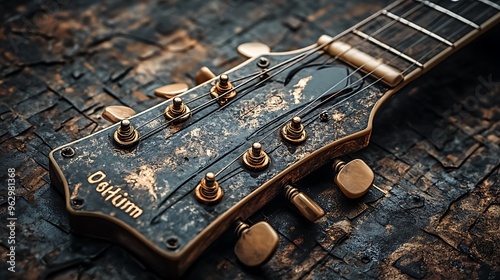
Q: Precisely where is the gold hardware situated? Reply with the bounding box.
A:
[234,220,279,267]
[242,142,270,171]
[281,116,307,144]
[256,57,270,68]
[87,171,143,218]
[283,185,325,222]
[195,66,216,85]
[113,119,140,147]
[237,42,271,59]
[210,74,237,105]
[332,159,374,198]
[102,105,136,123]
[194,172,224,204]
[164,97,191,123]
[154,83,189,99]
[317,35,404,87]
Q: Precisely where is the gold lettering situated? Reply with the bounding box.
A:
[112,193,128,207]
[105,187,122,201]
[96,182,108,192]
[121,201,143,218]
[101,185,114,197]
[88,172,143,219]
[88,171,106,184]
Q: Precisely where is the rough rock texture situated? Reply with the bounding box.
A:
[0,0,499,279]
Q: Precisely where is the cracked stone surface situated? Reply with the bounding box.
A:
[0,0,499,279]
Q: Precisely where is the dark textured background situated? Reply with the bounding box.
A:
[0,0,499,279]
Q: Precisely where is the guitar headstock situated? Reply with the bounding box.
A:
[49,37,392,277]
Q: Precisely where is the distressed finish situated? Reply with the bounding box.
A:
[0,0,499,279]
[49,50,386,276]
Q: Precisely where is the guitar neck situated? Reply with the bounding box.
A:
[333,0,500,87]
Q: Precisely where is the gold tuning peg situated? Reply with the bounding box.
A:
[237,42,271,59]
[332,159,374,198]
[234,220,279,267]
[195,66,216,85]
[102,105,136,124]
[154,83,189,99]
[284,185,325,222]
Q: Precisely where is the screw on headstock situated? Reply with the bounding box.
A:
[257,57,270,68]
[61,146,75,158]
[319,111,329,122]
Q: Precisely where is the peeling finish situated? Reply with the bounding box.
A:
[71,183,82,199]
[3,0,499,279]
[289,76,312,104]
[125,165,158,200]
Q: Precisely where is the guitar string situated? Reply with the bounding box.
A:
[136,0,483,137]
[149,0,419,214]
[134,49,328,132]
[137,49,328,139]
[211,0,489,212]
[135,32,354,134]
[141,0,483,141]
[156,0,487,218]
[214,1,484,186]
[256,0,481,141]
[136,0,414,139]
[134,0,419,134]
[243,0,476,146]
[151,0,483,217]
[136,45,331,137]
[212,0,482,181]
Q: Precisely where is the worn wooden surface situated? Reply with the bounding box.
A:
[0,0,499,279]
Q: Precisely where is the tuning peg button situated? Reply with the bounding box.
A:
[154,83,189,99]
[102,106,136,124]
[195,66,216,85]
[284,185,325,222]
[234,220,279,267]
[237,42,271,59]
[332,159,374,198]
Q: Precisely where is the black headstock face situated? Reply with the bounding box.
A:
[49,46,389,276]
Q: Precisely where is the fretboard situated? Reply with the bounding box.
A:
[336,0,500,86]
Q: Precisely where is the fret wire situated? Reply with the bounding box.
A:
[213,0,494,200]
[319,1,487,127]
[201,1,490,197]
[478,0,500,11]
[415,0,480,29]
[411,0,485,67]
[352,29,424,67]
[382,10,454,46]
[154,0,495,223]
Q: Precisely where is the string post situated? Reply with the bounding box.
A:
[281,116,307,144]
[113,119,140,148]
[195,172,224,204]
[211,74,237,105]
[243,142,270,171]
[165,97,191,124]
